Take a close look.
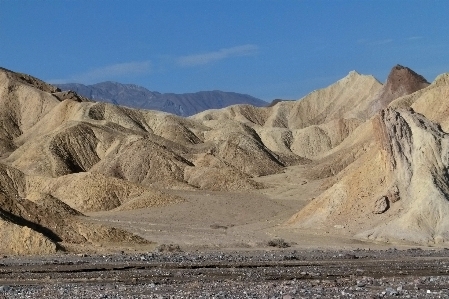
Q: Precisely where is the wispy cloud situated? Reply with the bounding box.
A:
[357,38,394,46]
[358,36,424,47]
[368,39,394,46]
[49,61,152,84]
[356,38,369,44]
[406,36,423,41]
[176,44,258,67]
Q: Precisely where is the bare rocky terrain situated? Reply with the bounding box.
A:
[1,64,449,297]
[1,249,449,298]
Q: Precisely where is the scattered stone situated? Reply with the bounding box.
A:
[373,196,389,214]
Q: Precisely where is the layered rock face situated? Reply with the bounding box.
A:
[362,108,449,243]
[288,67,449,245]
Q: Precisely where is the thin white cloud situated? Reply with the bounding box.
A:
[356,38,369,44]
[357,38,394,46]
[176,44,258,67]
[368,39,394,46]
[406,36,423,41]
[49,61,152,84]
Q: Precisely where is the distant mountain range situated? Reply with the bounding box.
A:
[55,82,267,116]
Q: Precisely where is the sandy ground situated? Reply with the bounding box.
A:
[87,165,428,252]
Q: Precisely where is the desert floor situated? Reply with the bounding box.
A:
[85,165,431,253]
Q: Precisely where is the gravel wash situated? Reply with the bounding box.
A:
[0,248,449,298]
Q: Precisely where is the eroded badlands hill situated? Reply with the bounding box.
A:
[288,68,449,246]
[0,64,446,254]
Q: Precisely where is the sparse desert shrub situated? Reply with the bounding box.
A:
[267,238,290,248]
[156,244,182,253]
[210,223,228,229]
[282,251,298,260]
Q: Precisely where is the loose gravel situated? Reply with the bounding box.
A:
[1,248,449,298]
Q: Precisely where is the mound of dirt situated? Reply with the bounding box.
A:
[26,192,84,216]
[26,173,183,213]
[184,153,264,191]
[90,137,194,188]
[0,219,58,255]
[0,162,148,254]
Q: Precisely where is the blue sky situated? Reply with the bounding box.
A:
[1,1,448,101]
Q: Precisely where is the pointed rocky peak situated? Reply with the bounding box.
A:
[338,70,361,83]
[348,70,361,77]
[385,64,429,94]
[336,70,380,87]
[364,65,430,118]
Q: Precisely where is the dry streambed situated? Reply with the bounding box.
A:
[0,249,449,298]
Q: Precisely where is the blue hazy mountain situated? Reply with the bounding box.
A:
[56,82,267,116]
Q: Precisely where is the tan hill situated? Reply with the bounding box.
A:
[0,64,444,254]
[0,68,90,153]
[0,67,290,254]
[193,71,382,128]
[0,162,148,255]
[26,173,183,213]
[193,71,381,161]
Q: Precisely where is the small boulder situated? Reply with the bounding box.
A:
[373,196,389,214]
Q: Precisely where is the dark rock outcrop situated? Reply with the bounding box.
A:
[366,64,430,117]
